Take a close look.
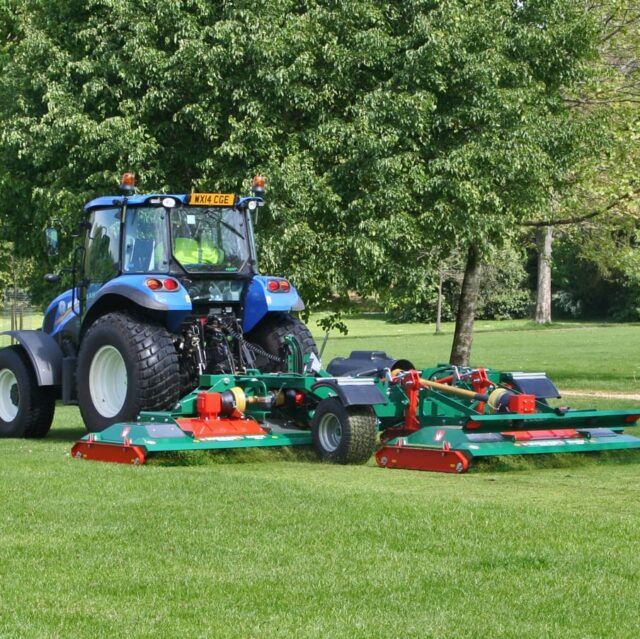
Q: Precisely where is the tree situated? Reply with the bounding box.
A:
[0,0,610,370]
[525,0,640,324]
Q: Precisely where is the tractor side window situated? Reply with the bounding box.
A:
[123,207,169,273]
[84,208,121,292]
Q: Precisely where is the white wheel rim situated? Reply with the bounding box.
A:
[0,368,19,422]
[89,345,128,418]
[318,413,342,452]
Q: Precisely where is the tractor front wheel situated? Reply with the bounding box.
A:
[245,312,317,372]
[311,397,377,464]
[0,346,55,438]
[77,312,180,432]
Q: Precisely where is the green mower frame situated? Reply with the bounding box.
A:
[71,343,640,473]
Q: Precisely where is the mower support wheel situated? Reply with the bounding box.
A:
[0,346,56,438]
[311,397,377,464]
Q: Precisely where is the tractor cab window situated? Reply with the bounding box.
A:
[84,207,121,294]
[123,207,169,273]
[170,207,251,274]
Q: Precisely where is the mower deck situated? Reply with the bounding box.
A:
[71,420,313,464]
[376,424,640,473]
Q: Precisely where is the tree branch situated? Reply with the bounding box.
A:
[521,186,640,228]
[564,96,640,106]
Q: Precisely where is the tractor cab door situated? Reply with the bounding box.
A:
[82,207,122,310]
[122,206,170,274]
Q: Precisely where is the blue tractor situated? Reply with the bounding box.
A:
[0,175,316,436]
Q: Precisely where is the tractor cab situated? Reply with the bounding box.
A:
[81,177,263,314]
[41,174,302,340]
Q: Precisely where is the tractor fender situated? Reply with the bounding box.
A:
[311,378,388,407]
[242,276,304,333]
[84,275,192,332]
[0,330,63,386]
[87,275,192,313]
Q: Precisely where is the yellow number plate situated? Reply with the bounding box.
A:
[188,193,235,207]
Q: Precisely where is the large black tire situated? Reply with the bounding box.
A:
[0,346,55,438]
[245,312,317,372]
[77,312,180,433]
[311,397,377,464]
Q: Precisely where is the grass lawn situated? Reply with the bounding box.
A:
[0,310,42,347]
[1,318,640,637]
[312,315,640,393]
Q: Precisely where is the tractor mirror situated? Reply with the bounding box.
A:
[45,227,59,256]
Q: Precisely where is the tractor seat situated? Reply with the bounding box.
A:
[128,238,154,271]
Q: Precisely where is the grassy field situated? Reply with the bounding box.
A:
[313,315,640,393]
[2,310,639,391]
[2,317,640,638]
[0,309,42,347]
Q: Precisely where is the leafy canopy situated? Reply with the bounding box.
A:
[0,0,600,310]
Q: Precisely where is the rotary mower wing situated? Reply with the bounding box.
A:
[373,367,640,473]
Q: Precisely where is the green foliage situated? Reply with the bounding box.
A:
[536,0,640,323]
[386,244,531,323]
[0,239,34,303]
[476,247,532,320]
[0,241,11,297]
[552,227,640,320]
[0,0,603,313]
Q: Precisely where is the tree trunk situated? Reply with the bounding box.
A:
[435,269,443,334]
[535,226,553,324]
[449,244,482,366]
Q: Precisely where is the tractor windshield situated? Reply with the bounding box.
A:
[170,207,251,274]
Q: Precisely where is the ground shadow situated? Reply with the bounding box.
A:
[44,427,86,442]
[472,449,640,473]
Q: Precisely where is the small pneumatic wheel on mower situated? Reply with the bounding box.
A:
[311,397,378,464]
[77,312,181,432]
[0,346,56,438]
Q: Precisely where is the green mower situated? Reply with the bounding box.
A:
[71,345,640,473]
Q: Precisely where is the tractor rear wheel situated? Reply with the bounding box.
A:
[77,312,180,432]
[245,312,317,372]
[311,397,377,464]
[0,346,55,438]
